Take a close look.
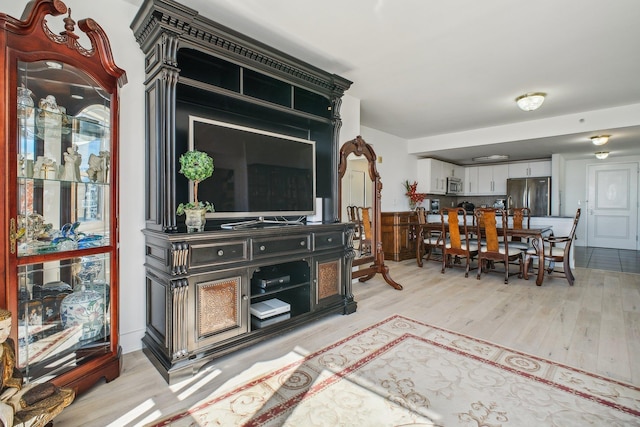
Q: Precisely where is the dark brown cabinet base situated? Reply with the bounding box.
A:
[381,211,418,261]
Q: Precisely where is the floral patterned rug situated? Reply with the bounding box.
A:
[150,315,640,426]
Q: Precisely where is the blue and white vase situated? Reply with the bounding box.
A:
[60,285,105,340]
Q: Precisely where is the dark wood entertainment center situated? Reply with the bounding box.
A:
[131,0,355,383]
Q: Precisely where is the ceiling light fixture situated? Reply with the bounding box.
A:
[590,135,610,146]
[472,154,510,162]
[515,92,546,111]
[595,151,609,160]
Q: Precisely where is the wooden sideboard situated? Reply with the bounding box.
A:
[381,211,418,261]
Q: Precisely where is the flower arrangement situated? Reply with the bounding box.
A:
[404,180,426,209]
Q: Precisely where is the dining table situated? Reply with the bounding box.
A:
[422,222,553,286]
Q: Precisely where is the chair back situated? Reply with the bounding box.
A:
[415,206,427,225]
[568,208,581,240]
[511,207,531,229]
[441,207,471,250]
[347,205,362,239]
[510,207,531,242]
[475,208,509,253]
[359,207,373,254]
[359,207,371,238]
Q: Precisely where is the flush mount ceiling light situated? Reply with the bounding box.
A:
[590,135,610,146]
[595,151,609,160]
[472,154,510,162]
[515,92,546,111]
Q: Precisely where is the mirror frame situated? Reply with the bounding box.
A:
[338,136,402,290]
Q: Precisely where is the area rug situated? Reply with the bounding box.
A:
[150,315,640,426]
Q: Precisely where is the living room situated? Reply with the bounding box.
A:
[2,0,639,425]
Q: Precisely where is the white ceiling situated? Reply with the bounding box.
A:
[127,0,640,165]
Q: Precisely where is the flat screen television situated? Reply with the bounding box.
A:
[188,116,316,225]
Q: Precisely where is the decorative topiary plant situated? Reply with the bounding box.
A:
[176,150,215,216]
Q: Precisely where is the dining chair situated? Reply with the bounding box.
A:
[441,207,478,277]
[346,205,359,235]
[508,207,531,251]
[475,208,523,284]
[358,206,373,256]
[523,208,581,286]
[416,206,446,266]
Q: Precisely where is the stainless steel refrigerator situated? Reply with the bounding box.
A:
[506,177,551,216]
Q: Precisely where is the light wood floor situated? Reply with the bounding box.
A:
[54,260,640,426]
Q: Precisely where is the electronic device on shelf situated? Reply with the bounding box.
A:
[251,270,291,289]
[251,312,291,329]
[250,298,291,319]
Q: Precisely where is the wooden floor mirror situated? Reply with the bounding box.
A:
[339,136,402,290]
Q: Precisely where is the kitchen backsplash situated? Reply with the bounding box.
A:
[424,194,507,212]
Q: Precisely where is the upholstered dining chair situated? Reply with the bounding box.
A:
[441,207,478,277]
[475,207,523,284]
[523,208,581,286]
[416,206,446,266]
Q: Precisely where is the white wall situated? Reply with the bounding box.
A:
[360,126,413,212]
[339,94,361,144]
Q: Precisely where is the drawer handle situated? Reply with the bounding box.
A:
[327,237,333,242]
[260,245,266,251]
[217,249,224,256]
[300,240,305,246]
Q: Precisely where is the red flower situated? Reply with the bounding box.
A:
[404,180,426,206]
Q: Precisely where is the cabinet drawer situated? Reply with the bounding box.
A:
[190,241,248,267]
[252,235,310,258]
[314,231,343,250]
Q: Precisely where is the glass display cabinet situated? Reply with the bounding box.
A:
[1,0,126,394]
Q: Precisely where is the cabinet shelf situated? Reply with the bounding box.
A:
[250,280,311,299]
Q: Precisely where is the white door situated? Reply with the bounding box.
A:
[341,157,367,220]
[586,162,638,249]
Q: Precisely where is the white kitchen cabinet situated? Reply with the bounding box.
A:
[452,164,465,179]
[465,166,479,195]
[508,160,551,178]
[417,158,447,194]
[476,164,508,195]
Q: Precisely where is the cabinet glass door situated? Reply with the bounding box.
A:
[14,59,114,380]
[16,60,111,257]
[17,254,111,380]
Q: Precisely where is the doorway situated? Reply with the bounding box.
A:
[340,158,370,220]
[586,162,639,249]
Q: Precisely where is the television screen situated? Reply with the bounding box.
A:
[189,116,316,220]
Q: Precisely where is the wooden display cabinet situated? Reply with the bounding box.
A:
[0,0,126,394]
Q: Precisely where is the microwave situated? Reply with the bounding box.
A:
[446,177,463,195]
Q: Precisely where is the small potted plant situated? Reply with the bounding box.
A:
[176,150,214,232]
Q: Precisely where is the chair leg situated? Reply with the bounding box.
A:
[564,257,574,286]
[476,259,482,280]
[504,262,509,284]
[441,254,446,274]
